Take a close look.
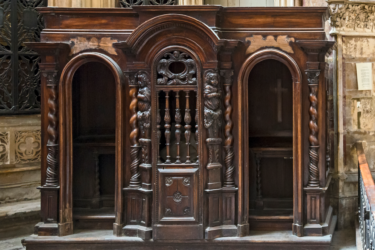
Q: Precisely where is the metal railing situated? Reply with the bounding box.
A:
[357,141,375,250]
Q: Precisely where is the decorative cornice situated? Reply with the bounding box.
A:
[328,1,375,35]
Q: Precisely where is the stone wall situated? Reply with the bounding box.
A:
[328,0,375,229]
[0,115,41,204]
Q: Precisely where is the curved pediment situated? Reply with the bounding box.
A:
[123,14,221,62]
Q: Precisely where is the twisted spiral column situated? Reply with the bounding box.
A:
[129,85,141,188]
[307,70,320,187]
[45,71,59,187]
[221,70,234,187]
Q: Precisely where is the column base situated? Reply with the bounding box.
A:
[304,206,335,236]
[113,223,123,236]
[58,222,73,236]
[205,225,238,239]
[123,225,152,239]
[36,222,59,236]
[237,223,250,237]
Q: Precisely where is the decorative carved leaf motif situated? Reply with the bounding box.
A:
[157,51,197,85]
[182,177,190,186]
[165,177,173,186]
[173,191,183,203]
[183,207,190,215]
[165,208,172,215]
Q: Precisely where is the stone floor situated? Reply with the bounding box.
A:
[0,228,357,250]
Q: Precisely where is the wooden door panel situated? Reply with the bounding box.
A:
[158,168,198,222]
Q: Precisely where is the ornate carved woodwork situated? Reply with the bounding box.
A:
[128,72,141,188]
[26,6,336,249]
[175,92,182,163]
[119,0,177,8]
[157,51,197,85]
[306,70,321,188]
[136,71,153,191]
[296,40,335,235]
[164,91,172,163]
[44,70,59,187]
[195,92,199,164]
[184,91,192,163]
[221,69,235,188]
[204,70,222,180]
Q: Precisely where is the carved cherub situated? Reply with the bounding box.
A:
[204,70,222,138]
[137,72,151,137]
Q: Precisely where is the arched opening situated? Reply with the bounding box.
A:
[238,49,302,235]
[71,61,116,230]
[248,59,294,230]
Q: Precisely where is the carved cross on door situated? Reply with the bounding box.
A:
[271,79,288,123]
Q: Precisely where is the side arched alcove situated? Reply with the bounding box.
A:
[115,14,240,240]
[238,49,303,236]
[58,52,126,236]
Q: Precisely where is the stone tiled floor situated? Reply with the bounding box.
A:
[0,228,357,250]
[330,228,357,250]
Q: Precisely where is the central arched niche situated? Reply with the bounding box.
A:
[71,61,116,229]
[248,59,294,231]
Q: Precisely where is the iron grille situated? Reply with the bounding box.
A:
[0,0,46,115]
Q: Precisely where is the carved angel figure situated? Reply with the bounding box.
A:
[204,70,222,138]
[137,72,151,137]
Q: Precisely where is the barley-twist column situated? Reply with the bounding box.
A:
[306,70,320,187]
[45,71,59,187]
[221,70,234,187]
[129,78,141,188]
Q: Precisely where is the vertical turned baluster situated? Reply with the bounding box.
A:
[184,91,192,163]
[195,91,199,163]
[157,91,162,164]
[164,91,171,164]
[175,91,182,163]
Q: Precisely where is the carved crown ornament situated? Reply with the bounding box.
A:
[328,2,375,34]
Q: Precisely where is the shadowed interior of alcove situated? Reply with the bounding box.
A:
[71,62,116,230]
[248,59,294,231]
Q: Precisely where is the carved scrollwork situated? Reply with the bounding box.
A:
[157,51,197,85]
[306,70,320,187]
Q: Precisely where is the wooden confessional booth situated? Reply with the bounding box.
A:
[24,5,335,250]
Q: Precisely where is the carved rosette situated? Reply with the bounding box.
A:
[204,70,222,170]
[221,70,235,187]
[306,70,320,187]
[44,71,59,187]
[127,72,141,188]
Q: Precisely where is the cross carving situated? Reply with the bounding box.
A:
[270,79,288,123]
